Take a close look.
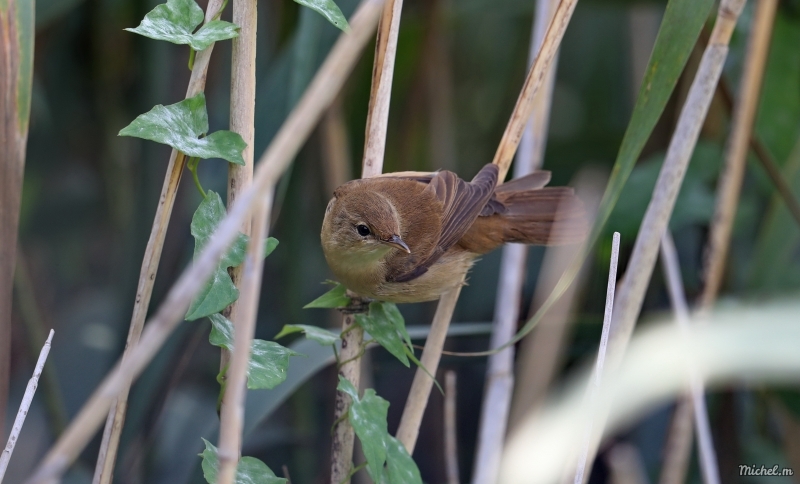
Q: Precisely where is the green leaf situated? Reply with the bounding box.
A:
[200,438,287,484]
[304,283,350,308]
[356,302,410,367]
[294,0,349,32]
[208,314,300,390]
[274,324,339,346]
[185,191,278,320]
[337,376,389,482]
[385,436,422,484]
[119,93,246,165]
[247,340,300,390]
[126,0,239,51]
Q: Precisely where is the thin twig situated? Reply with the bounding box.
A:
[444,371,459,484]
[471,1,561,478]
[92,2,226,481]
[330,1,401,482]
[396,0,580,454]
[26,3,383,481]
[659,232,719,484]
[216,0,259,480]
[700,0,779,309]
[217,191,273,484]
[606,0,746,370]
[0,330,54,483]
[573,232,620,484]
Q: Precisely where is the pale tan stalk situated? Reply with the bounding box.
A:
[606,443,649,484]
[444,371,460,484]
[0,330,53,483]
[607,0,746,366]
[25,3,383,481]
[215,0,259,480]
[471,1,561,479]
[330,1,402,482]
[492,0,579,180]
[700,0,778,309]
[658,232,719,484]
[396,0,579,455]
[92,3,225,481]
[217,190,273,484]
[321,97,352,195]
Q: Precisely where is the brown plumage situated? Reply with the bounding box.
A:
[320,163,586,303]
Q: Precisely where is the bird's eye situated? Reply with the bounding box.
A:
[356,224,371,237]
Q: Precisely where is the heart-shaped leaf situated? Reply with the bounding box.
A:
[126,0,239,51]
[385,436,422,484]
[355,302,410,367]
[275,324,339,346]
[294,0,349,32]
[185,191,277,320]
[208,314,300,390]
[200,438,287,484]
[337,376,389,482]
[119,93,246,165]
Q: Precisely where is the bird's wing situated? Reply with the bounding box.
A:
[390,163,499,283]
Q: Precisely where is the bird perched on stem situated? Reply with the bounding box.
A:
[321,163,586,303]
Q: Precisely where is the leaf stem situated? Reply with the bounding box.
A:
[187,157,206,198]
[188,48,196,70]
[340,463,367,484]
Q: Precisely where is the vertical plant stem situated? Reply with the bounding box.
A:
[91,3,225,482]
[659,232,719,484]
[607,0,746,368]
[26,2,382,481]
[700,0,778,309]
[0,0,35,438]
[472,1,561,479]
[217,190,273,484]
[330,2,400,482]
[396,0,579,455]
[573,232,620,484]
[0,330,54,483]
[216,0,258,471]
[444,371,459,484]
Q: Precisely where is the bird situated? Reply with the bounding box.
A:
[320,163,586,303]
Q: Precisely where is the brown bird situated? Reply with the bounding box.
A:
[321,163,586,303]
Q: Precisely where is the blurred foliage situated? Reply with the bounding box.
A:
[5,0,800,483]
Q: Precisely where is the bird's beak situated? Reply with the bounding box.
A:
[382,234,411,254]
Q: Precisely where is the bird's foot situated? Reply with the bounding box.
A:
[340,292,373,314]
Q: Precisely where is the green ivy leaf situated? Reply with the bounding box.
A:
[119,93,246,165]
[336,376,389,482]
[294,0,349,32]
[208,313,300,390]
[304,283,350,309]
[385,436,422,484]
[126,0,239,51]
[185,191,278,320]
[200,438,287,484]
[356,302,410,367]
[274,324,339,346]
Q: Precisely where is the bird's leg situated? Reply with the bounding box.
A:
[339,292,373,314]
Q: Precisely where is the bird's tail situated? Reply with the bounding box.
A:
[459,184,587,254]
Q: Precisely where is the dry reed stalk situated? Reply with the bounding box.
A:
[330,1,401,483]
[396,0,580,454]
[444,371,460,484]
[700,0,778,309]
[606,443,649,484]
[0,330,53,483]
[218,0,258,419]
[658,232,719,484]
[25,3,383,481]
[321,97,353,195]
[572,232,620,484]
[606,0,746,369]
[92,2,225,481]
[471,2,561,479]
[217,191,273,484]
[215,0,259,480]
